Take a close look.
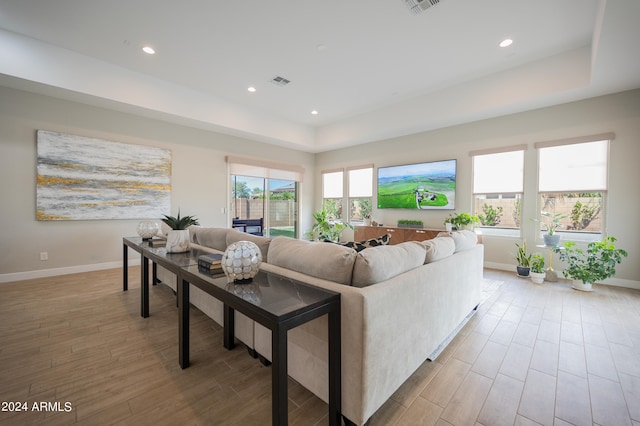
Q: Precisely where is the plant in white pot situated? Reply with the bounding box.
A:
[445,212,479,231]
[161,211,199,253]
[553,236,628,291]
[513,241,532,277]
[530,253,546,284]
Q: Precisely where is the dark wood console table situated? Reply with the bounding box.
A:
[178,266,342,426]
[122,236,208,317]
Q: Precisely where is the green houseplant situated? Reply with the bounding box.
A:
[514,241,532,277]
[161,210,199,253]
[398,219,423,229]
[306,206,353,242]
[553,236,627,291]
[530,253,546,284]
[535,212,566,246]
[444,212,479,231]
[162,211,200,230]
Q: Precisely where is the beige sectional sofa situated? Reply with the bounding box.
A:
[157,227,483,426]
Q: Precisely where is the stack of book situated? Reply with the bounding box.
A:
[198,253,224,274]
[148,237,167,247]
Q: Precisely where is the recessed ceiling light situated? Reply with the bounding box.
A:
[247,86,256,92]
[142,46,155,55]
[499,39,513,48]
[311,110,318,115]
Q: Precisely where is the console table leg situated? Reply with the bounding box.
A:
[141,255,149,318]
[328,308,342,426]
[123,244,128,291]
[272,327,288,426]
[178,277,190,369]
[223,305,236,350]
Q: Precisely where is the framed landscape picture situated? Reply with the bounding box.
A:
[377,159,456,210]
[36,130,171,220]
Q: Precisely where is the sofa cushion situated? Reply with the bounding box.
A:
[337,234,391,252]
[422,236,456,263]
[267,237,357,285]
[226,229,271,259]
[352,241,426,288]
[437,230,478,252]
[190,226,229,251]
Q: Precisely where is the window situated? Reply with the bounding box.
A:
[472,147,525,236]
[322,170,343,220]
[321,166,373,223]
[227,156,303,238]
[348,167,373,223]
[536,137,610,239]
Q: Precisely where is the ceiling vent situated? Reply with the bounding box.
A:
[270,76,291,86]
[404,0,441,15]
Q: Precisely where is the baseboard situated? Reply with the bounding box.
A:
[483,261,640,290]
[0,259,141,284]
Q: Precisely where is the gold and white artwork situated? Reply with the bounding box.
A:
[36,130,171,220]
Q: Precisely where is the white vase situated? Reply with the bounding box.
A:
[166,229,190,253]
[445,223,453,232]
[530,271,545,284]
[572,279,593,292]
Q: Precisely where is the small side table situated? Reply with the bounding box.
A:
[536,244,559,282]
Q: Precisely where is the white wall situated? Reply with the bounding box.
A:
[2,86,639,287]
[315,90,640,288]
[0,86,315,281]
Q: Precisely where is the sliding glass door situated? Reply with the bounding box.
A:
[231,175,298,238]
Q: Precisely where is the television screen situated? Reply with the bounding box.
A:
[377,159,456,209]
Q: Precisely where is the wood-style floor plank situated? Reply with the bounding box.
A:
[1,268,639,425]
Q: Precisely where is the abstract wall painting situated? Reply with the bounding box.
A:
[36,130,171,220]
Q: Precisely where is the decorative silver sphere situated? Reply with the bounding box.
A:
[221,240,262,283]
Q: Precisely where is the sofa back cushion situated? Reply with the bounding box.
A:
[437,230,478,252]
[422,236,456,263]
[267,237,357,285]
[226,229,271,259]
[352,241,426,288]
[189,226,229,251]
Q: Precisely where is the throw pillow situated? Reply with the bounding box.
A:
[337,234,391,252]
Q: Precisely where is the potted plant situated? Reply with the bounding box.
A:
[514,241,532,277]
[553,236,628,291]
[530,253,546,284]
[306,206,353,242]
[398,219,423,229]
[359,199,372,226]
[445,212,479,231]
[536,212,566,246]
[161,210,199,253]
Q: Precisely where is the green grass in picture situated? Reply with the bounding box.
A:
[378,193,417,209]
[378,179,454,209]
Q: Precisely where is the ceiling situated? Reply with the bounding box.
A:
[1,0,639,152]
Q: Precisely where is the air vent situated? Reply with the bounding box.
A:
[270,76,291,86]
[404,0,441,15]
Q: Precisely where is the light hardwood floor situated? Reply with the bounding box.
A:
[1,268,639,425]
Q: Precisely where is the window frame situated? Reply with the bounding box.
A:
[535,135,611,241]
[471,146,526,236]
